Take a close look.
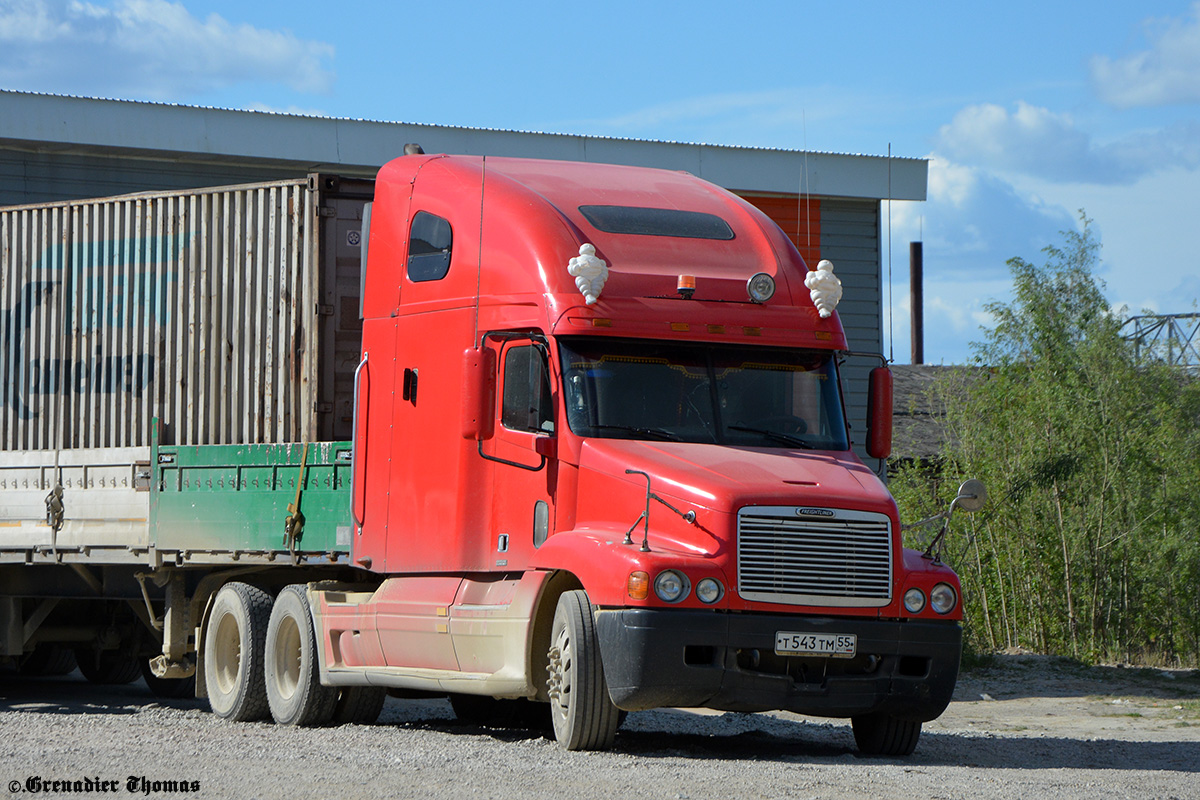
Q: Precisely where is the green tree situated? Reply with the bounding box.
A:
[893,216,1200,665]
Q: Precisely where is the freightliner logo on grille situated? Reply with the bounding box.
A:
[795,508,836,517]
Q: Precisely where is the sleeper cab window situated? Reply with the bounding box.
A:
[502,345,554,435]
[407,211,453,282]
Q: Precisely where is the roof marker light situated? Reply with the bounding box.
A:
[747,272,775,303]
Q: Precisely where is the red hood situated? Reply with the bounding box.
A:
[577,439,898,519]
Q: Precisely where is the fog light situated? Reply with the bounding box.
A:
[627,571,649,600]
[696,578,724,604]
[904,588,926,614]
[931,583,957,615]
[654,570,689,603]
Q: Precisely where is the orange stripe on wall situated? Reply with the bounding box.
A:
[737,193,821,269]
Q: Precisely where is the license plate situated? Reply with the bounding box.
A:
[774,631,857,658]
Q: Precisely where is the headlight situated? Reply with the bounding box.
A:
[903,587,926,614]
[695,578,724,604]
[930,583,957,615]
[747,272,776,303]
[654,570,690,603]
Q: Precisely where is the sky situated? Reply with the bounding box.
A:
[1,0,1198,364]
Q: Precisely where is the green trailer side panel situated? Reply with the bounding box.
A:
[151,435,354,557]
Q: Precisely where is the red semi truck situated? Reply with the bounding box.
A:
[1,152,965,755]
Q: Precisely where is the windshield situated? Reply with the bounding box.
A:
[558,338,849,450]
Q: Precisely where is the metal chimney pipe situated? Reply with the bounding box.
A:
[910,241,924,365]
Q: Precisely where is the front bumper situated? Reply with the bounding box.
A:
[594,609,961,721]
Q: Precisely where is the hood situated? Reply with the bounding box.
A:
[577,439,897,519]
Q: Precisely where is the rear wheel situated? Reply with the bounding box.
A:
[264,585,337,726]
[19,645,77,677]
[203,582,272,721]
[546,590,619,750]
[851,712,922,756]
[75,648,141,685]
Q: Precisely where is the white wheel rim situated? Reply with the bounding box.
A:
[273,615,302,701]
[211,611,242,695]
[549,624,574,719]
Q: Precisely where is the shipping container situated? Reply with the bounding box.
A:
[0,174,372,452]
[0,175,370,560]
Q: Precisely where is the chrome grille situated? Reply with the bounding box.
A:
[737,507,893,607]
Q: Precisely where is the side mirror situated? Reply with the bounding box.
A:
[461,347,496,441]
[533,436,557,459]
[953,479,987,512]
[866,366,893,460]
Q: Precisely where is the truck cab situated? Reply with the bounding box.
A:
[319,153,962,754]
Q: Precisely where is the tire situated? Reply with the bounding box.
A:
[546,590,620,751]
[851,712,922,756]
[203,582,273,721]
[19,645,77,677]
[140,660,196,699]
[75,648,141,685]
[331,687,387,725]
[264,585,338,726]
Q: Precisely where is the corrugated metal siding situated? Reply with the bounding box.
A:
[738,194,822,268]
[819,199,883,466]
[1,179,328,450]
[736,193,884,467]
[0,150,366,207]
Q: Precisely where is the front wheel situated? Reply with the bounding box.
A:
[264,585,338,726]
[546,590,620,751]
[851,712,921,756]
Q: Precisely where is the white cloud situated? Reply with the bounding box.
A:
[1091,1,1200,108]
[935,102,1200,185]
[917,157,1075,276]
[0,0,334,99]
[882,158,1082,364]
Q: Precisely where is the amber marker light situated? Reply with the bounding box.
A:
[677,274,696,299]
[627,571,650,600]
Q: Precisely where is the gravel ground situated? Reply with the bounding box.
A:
[2,655,1198,800]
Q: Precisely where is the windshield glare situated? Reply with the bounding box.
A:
[558,338,849,450]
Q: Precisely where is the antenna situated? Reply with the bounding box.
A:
[803,111,811,260]
[474,157,486,345]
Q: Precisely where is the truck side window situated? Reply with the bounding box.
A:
[407,211,452,282]
[502,345,554,434]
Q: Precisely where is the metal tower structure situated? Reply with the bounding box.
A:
[1121,313,1200,368]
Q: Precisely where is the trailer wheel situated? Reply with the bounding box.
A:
[264,585,337,726]
[140,660,196,699]
[19,645,77,677]
[851,712,922,756]
[75,648,141,685]
[546,590,619,750]
[204,582,272,721]
[331,687,387,725]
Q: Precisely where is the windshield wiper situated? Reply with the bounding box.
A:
[727,425,815,449]
[588,424,681,441]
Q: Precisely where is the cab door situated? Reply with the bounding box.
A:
[481,336,557,571]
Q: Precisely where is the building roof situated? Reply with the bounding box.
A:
[0,90,927,201]
[891,364,977,462]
